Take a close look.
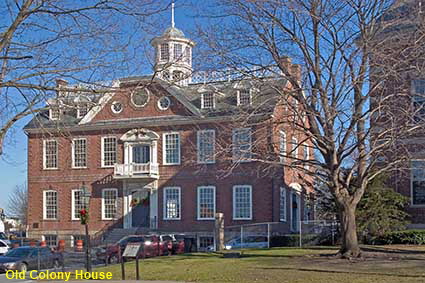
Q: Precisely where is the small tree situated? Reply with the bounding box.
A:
[7,184,28,225]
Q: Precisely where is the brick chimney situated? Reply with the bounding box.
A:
[279,56,301,82]
[55,78,68,88]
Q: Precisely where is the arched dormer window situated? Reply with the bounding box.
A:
[237,89,252,106]
[201,93,215,109]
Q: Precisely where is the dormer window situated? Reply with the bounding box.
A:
[237,89,252,106]
[201,93,215,109]
[49,106,61,121]
[160,43,169,61]
[77,104,89,118]
[174,44,183,60]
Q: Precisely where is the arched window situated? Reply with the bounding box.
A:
[173,71,184,82]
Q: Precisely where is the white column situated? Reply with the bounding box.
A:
[150,190,158,228]
[123,181,132,229]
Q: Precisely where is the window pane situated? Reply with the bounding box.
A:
[202,93,214,109]
[198,187,215,219]
[44,191,57,219]
[44,140,58,169]
[233,186,252,219]
[165,188,180,219]
[238,90,251,105]
[164,133,180,164]
[73,190,86,219]
[103,189,117,219]
[232,129,252,162]
[280,188,286,221]
[73,139,87,168]
[44,235,57,247]
[174,44,182,60]
[412,160,425,205]
[102,137,117,167]
[198,130,215,163]
[160,43,169,61]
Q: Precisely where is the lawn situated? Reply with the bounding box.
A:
[93,247,425,283]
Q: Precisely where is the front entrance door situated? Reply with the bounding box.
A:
[291,193,300,232]
[132,145,150,163]
[131,190,150,228]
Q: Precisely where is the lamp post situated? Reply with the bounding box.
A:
[81,184,92,272]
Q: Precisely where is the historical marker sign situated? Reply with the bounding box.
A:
[123,243,142,258]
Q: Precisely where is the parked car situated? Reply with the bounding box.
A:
[0,247,63,272]
[101,235,145,264]
[139,235,168,258]
[169,234,185,254]
[0,240,10,255]
[207,236,269,251]
[159,235,174,255]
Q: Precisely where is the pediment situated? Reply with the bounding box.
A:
[120,128,159,142]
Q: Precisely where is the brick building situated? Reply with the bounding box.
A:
[24,16,313,248]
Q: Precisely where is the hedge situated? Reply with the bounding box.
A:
[372,230,425,245]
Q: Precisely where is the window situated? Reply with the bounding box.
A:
[43,235,57,247]
[237,89,251,106]
[163,133,180,165]
[158,96,171,110]
[72,138,87,168]
[174,43,183,60]
[162,71,170,80]
[111,101,123,114]
[184,47,191,64]
[160,43,169,61]
[102,189,118,220]
[197,186,216,220]
[280,187,286,221]
[102,137,117,167]
[77,104,88,118]
[173,71,184,81]
[197,130,215,164]
[43,190,58,220]
[132,89,150,107]
[43,140,58,169]
[49,107,60,120]
[72,190,86,220]
[164,187,181,220]
[303,143,309,169]
[413,95,425,122]
[201,93,215,109]
[291,137,298,159]
[198,236,214,251]
[279,130,286,163]
[232,128,252,162]
[233,185,252,220]
[411,160,425,205]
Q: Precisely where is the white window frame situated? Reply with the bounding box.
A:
[280,187,286,222]
[102,188,118,220]
[43,190,58,220]
[163,187,181,220]
[291,137,298,159]
[72,138,87,169]
[279,130,286,163]
[71,189,85,221]
[197,130,216,164]
[101,136,117,168]
[232,128,252,162]
[77,104,88,118]
[49,107,61,121]
[201,93,215,109]
[303,143,310,169]
[237,89,252,106]
[232,185,252,220]
[162,132,181,165]
[43,139,58,170]
[197,186,216,220]
[160,43,169,61]
[173,43,183,60]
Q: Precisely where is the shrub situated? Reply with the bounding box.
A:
[372,230,425,245]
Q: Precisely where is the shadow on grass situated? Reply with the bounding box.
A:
[258,266,425,279]
[361,246,425,255]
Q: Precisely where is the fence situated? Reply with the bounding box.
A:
[218,220,339,251]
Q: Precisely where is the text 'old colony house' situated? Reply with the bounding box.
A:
[24,14,313,248]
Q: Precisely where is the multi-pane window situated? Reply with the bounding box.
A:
[102,137,117,167]
[197,130,215,164]
[72,190,86,220]
[184,47,191,64]
[174,44,183,60]
[44,235,58,247]
[232,128,252,162]
[77,104,88,118]
[72,138,87,168]
[197,186,216,220]
[102,189,118,220]
[412,80,425,121]
[291,137,298,159]
[303,143,309,169]
[201,93,215,109]
[49,107,60,120]
[279,130,286,163]
[280,187,286,221]
[160,43,169,61]
[198,236,214,251]
[238,89,251,106]
[163,133,180,165]
[43,190,58,220]
[43,140,58,169]
[233,185,252,220]
[164,187,181,220]
[411,160,425,205]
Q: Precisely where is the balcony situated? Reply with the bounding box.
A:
[114,163,159,179]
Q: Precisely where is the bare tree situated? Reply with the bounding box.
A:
[7,184,28,225]
[195,0,422,257]
[0,0,171,155]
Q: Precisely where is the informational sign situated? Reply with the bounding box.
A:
[122,243,142,258]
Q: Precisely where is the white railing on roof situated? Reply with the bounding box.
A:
[190,67,281,84]
[114,162,159,179]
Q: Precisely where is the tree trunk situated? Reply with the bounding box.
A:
[339,204,361,258]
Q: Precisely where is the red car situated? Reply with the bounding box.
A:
[137,235,168,258]
[170,234,185,254]
[103,235,145,263]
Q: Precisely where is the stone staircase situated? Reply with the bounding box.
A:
[102,227,152,244]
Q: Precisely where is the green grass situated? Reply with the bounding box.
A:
[92,247,425,282]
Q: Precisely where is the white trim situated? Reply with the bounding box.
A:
[131,88,150,108]
[291,137,298,159]
[237,89,252,106]
[232,185,252,220]
[102,188,118,220]
[201,92,215,109]
[279,187,286,222]
[71,189,83,221]
[49,108,60,121]
[197,129,216,164]
[101,136,117,168]
[43,139,58,170]
[232,128,252,163]
[162,132,181,165]
[43,190,58,220]
[77,105,88,119]
[72,138,87,169]
[197,186,216,220]
[163,187,181,220]
[279,130,286,163]
[158,96,171,111]
[111,101,123,114]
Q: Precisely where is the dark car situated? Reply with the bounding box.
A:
[0,247,63,272]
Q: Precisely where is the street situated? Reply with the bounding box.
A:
[0,273,31,283]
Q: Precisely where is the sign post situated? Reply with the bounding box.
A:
[122,243,142,280]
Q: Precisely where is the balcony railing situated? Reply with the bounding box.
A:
[113,162,159,179]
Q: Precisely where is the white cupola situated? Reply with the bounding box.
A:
[151,1,195,86]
